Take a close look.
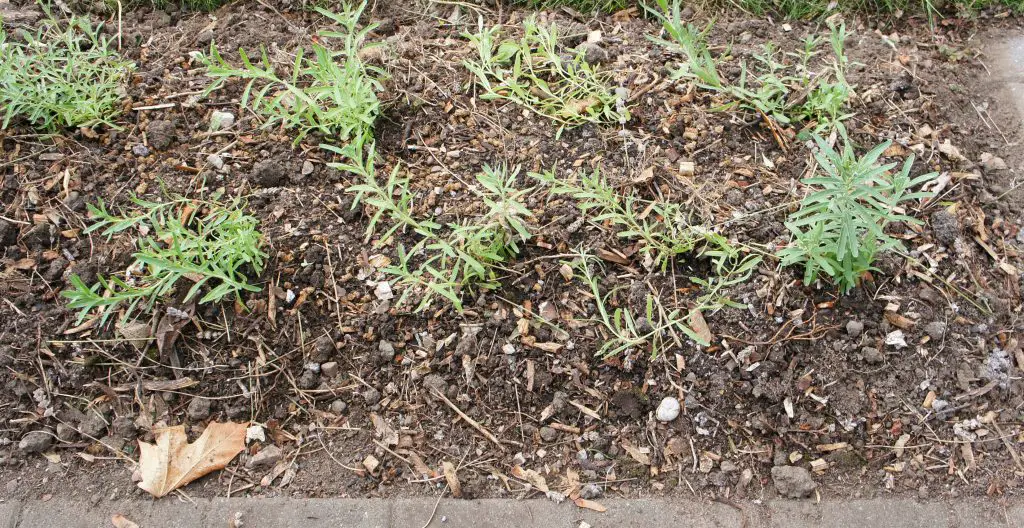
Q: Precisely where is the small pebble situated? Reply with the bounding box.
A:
[656,397,681,422]
[846,320,864,338]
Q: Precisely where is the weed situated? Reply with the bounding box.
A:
[531,167,707,270]
[63,194,266,325]
[647,0,852,139]
[463,16,629,133]
[0,12,133,131]
[571,252,706,359]
[200,2,383,144]
[518,0,630,12]
[729,0,1024,19]
[777,127,937,293]
[327,141,535,311]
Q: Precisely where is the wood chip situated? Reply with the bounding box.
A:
[442,461,462,498]
[923,390,937,409]
[961,443,976,471]
[894,434,911,457]
[568,400,601,421]
[816,442,849,453]
[574,498,607,512]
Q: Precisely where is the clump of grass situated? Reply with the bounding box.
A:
[730,0,1024,19]
[571,252,705,359]
[200,2,383,144]
[327,137,535,311]
[517,0,630,13]
[531,168,701,271]
[777,127,937,293]
[648,0,852,141]
[0,12,133,131]
[63,194,266,325]
[463,15,629,134]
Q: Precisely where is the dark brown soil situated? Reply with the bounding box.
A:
[2,0,1024,507]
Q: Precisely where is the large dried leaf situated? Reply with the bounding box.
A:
[137,421,247,497]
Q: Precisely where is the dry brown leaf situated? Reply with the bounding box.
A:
[442,461,462,498]
[884,311,916,330]
[370,413,399,447]
[688,309,713,344]
[511,465,549,492]
[155,307,192,363]
[621,440,651,465]
[111,514,139,528]
[574,498,607,512]
[137,421,247,497]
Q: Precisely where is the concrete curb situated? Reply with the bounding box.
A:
[1,497,1021,527]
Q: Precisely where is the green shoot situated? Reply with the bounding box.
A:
[463,16,629,133]
[777,126,937,293]
[0,12,133,131]
[62,195,266,325]
[200,2,383,145]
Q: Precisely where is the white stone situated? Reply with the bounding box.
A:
[656,397,681,422]
[209,110,235,131]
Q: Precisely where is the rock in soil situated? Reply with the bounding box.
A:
[771,465,817,498]
[146,120,177,150]
[924,321,947,340]
[187,397,212,421]
[362,387,381,406]
[423,374,447,396]
[0,219,15,247]
[330,400,347,414]
[210,110,235,131]
[846,320,864,338]
[55,423,77,442]
[610,390,643,420]
[576,41,609,64]
[378,340,396,361]
[311,335,336,362]
[862,347,884,364]
[931,209,961,245]
[250,159,287,188]
[551,391,569,414]
[297,369,319,390]
[321,361,340,378]
[78,414,107,438]
[580,483,603,499]
[19,430,53,453]
[656,397,681,422]
[539,426,558,442]
[247,445,283,468]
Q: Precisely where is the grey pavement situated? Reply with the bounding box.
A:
[1,497,1022,527]
[993,35,1024,121]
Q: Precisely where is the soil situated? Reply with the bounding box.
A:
[2,0,1024,509]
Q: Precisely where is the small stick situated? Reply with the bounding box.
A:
[372,439,413,466]
[133,103,176,111]
[432,388,506,452]
[992,422,1024,474]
